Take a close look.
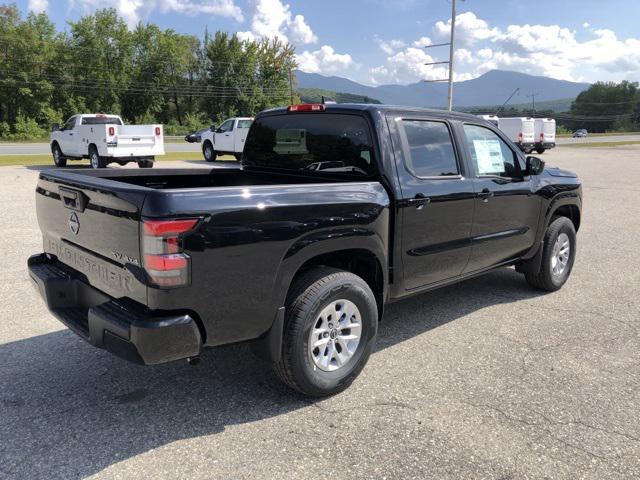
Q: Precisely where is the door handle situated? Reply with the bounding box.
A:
[408,193,431,209]
[477,188,494,202]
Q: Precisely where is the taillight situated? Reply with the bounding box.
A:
[540,132,544,140]
[287,104,325,112]
[155,126,161,136]
[142,218,198,287]
[518,132,523,142]
[108,126,115,136]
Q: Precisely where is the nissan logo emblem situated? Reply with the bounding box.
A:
[69,212,80,235]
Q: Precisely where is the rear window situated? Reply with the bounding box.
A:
[81,116,123,125]
[237,119,253,128]
[243,113,376,176]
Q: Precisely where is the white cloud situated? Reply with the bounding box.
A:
[238,0,317,45]
[433,11,499,46]
[413,36,432,48]
[27,0,48,13]
[68,0,243,28]
[369,46,458,85]
[296,45,353,74]
[375,38,406,55]
[402,10,640,83]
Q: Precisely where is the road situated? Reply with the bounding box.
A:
[1,134,639,156]
[1,146,639,479]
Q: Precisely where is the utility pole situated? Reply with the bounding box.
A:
[422,0,462,111]
[495,87,520,116]
[289,69,294,105]
[527,92,539,116]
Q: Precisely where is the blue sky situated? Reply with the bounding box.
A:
[18,0,640,85]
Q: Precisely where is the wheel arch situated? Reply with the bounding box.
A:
[550,204,580,232]
[252,246,386,364]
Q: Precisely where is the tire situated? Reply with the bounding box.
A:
[137,159,154,168]
[89,146,105,169]
[234,153,242,162]
[203,141,216,162]
[536,146,546,154]
[525,217,576,291]
[274,267,378,397]
[52,143,66,167]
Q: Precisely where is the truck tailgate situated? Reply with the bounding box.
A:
[36,171,148,304]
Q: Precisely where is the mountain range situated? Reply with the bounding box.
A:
[294,69,590,109]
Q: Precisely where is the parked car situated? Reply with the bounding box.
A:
[50,114,164,168]
[184,127,210,143]
[29,104,582,397]
[497,117,536,153]
[201,117,253,162]
[533,118,556,154]
[573,129,588,138]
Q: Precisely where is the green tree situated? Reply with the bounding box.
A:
[570,81,638,132]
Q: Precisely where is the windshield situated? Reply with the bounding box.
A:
[243,113,376,176]
[81,116,123,125]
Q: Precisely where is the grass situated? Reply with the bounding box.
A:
[0,151,235,167]
[562,140,640,148]
[557,131,640,138]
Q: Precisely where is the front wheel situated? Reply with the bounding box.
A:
[203,141,216,162]
[274,267,378,397]
[525,217,576,291]
[52,144,66,167]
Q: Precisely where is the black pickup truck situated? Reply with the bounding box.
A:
[29,104,582,396]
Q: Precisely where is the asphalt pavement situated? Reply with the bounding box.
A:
[1,146,639,479]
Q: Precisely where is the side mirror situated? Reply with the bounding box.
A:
[210,126,215,132]
[52,123,60,132]
[526,156,545,175]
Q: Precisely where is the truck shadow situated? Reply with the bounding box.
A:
[1,267,544,478]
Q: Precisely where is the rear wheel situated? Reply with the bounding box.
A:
[234,153,242,162]
[525,217,576,291]
[536,146,546,154]
[89,146,106,169]
[137,159,154,168]
[52,144,66,167]
[274,267,378,397]
[203,141,216,162]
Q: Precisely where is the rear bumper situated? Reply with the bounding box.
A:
[536,142,556,148]
[28,253,201,365]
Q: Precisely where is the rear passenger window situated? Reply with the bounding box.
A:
[401,120,459,177]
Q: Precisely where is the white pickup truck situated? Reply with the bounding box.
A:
[50,114,164,168]
[201,117,253,162]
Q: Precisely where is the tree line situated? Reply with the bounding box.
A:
[0,5,297,139]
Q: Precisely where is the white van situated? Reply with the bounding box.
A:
[478,115,499,127]
[533,118,556,154]
[497,117,536,153]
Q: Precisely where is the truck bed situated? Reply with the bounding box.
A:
[34,166,390,348]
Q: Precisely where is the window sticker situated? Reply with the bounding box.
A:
[473,139,504,174]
